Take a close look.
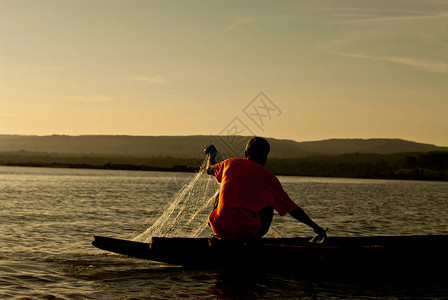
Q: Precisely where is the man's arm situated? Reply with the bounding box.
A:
[204,145,217,175]
[289,207,327,237]
[206,156,216,175]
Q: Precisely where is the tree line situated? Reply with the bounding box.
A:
[266,152,448,180]
[0,150,447,181]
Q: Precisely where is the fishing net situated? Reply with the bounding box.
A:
[134,158,219,242]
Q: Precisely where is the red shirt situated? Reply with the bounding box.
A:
[208,158,298,240]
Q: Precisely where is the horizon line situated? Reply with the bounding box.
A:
[0,134,446,147]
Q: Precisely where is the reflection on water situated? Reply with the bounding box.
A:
[0,166,447,299]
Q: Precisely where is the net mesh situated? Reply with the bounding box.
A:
[134,158,219,242]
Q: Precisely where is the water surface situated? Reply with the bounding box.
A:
[1,166,447,299]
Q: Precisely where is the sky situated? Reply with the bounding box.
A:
[1,0,447,146]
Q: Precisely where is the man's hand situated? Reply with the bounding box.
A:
[204,144,217,164]
[204,144,217,156]
[204,144,217,175]
[310,226,328,243]
[313,226,327,238]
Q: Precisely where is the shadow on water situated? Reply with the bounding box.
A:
[52,252,448,299]
[208,268,319,299]
[206,267,448,299]
[63,259,316,299]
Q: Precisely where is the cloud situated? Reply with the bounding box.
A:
[131,76,168,84]
[337,53,448,74]
[224,16,276,32]
[337,12,448,24]
[65,95,112,103]
[0,112,19,118]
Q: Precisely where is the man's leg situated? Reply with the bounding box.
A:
[208,193,220,229]
[257,206,274,238]
[213,192,219,210]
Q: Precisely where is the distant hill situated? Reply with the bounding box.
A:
[295,138,448,155]
[0,135,446,158]
[0,135,311,158]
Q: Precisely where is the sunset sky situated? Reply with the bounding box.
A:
[1,0,447,146]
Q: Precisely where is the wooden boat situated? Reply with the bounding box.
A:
[92,235,448,278]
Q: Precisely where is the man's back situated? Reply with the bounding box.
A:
[208,158,297,240]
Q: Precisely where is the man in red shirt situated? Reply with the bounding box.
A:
[205,137,326,240]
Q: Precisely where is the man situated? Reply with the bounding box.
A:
[204,137,327,240]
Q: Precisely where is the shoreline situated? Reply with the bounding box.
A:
[1,162,446,182]
[0,162,197,173]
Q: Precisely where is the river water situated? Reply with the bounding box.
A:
[1,166,447,299]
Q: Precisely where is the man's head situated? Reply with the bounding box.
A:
[244,137,270,166]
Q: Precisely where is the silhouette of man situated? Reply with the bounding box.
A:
[205,137,326,240]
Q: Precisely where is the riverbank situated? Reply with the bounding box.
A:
[0,161,197,173]
[1,150,447,181]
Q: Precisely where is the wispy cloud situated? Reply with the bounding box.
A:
[65,95,112,103]
[337,53,448,74]
[131,76,168,84]
[337,12,448,24]
[224,16,276,32]
[1,65,62,72]
[0,112,19,118]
